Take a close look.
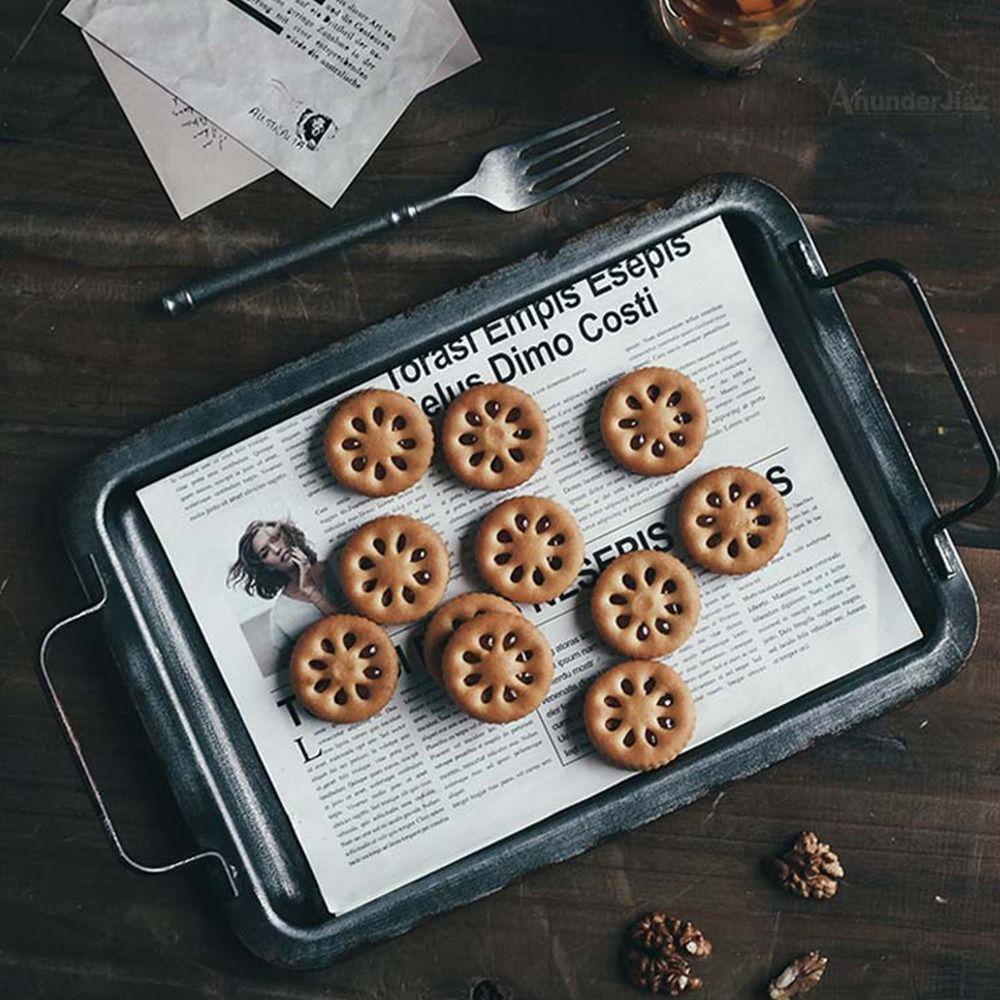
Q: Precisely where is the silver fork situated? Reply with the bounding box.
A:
[161,109,628,316]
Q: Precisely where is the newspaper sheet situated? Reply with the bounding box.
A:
[137,215,922,913]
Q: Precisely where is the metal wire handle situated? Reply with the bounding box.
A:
[793,242,999,577]
[37,555,239,898]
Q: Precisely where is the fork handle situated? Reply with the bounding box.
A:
[160,192,451,317]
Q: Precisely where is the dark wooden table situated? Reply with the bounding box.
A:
[3,1,999,996]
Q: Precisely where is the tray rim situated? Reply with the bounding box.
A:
[57,173,980,968]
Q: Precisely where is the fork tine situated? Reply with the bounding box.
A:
[528,133,627,188]
[524,118,623,165]
[528,145,629,201]
[516,108,616,157]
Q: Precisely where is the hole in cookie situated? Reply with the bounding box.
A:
[669,432,686,446]
[652,440,666,457]
[548,534,565,547]
[706,492,722,508]
[465,411,483,426]
[620,677,635,696]
[313,678,331,694]
[605,718,621,731]
[665,602,683,615]
[657,693,673,707]
[618,418,639,430]
[360,644,378,659]
[615,614,631,629]
[645,729,658,746]
[469,451,485,467]
[463,652,482,665]
[481,685,495,703]
[497,529,513,543]
[351,456,367,472]
[351,417,366,433]
[666,390,682,407]
[355,683,371,700]
[398,437,417,450]
[509,448,525,463]
[515,650,534,664]
[513,427,533,440]
[515,514,530,532]
[359,556,375,570]
[320,638,335,653]
[401,586,416,604]
[536,515,551,533]
[637,623,650,641]
[490,456,504,473]
[503,686,518,702]
[625,395,642,410]
[646,384,661,402]
[643,567,656,586]
[662,579,677,594]
[342,632,356,650]
[604,695,621,708]
[308,659,327,671]
[655,618,671,635]
[658,717,675,730]
[747,533,763,549]
[622,573,637,591]
[334,687,348,705]
[372,406,384,427]
[747,492,763,509]
[675,412,692,424]
[532,567,545,586]
[362,579,377,593]
[363,666,382,679]
[729,483,742,502]
[754,515,772,527]
[342,437,361,450]
[547,556,563,570]
[391,415,407,431]
[629,434,646,451]
[391,456,407,471]
[503,631,518,650]
[706,533,723,549]
[485,400,501,418]
[727,539,740,559]
[395,533,407,553]
[381,588,393,607]
[609,593,628,606]
[623,728,636,747]
[463,672,482,685]
[411,547,427,562]
[373,537,386,555]
[516,671,535,684]
[458,432,478,446]
[506,406,522,423]
[478,633,496,651]
[510,564,526,583]
[494,553,512,565]
[414,570,432,585]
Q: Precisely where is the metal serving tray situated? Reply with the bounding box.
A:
[40,175,997,968]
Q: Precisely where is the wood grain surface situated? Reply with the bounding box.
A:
[1,0,998,996]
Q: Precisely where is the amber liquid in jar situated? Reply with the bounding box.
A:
[652,0,815,74]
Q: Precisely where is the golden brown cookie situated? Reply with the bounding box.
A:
[324,388,434,496]
[590,551,701,658]
[422,591,521,683]
[441,383,548,490]
[441,612,553,723]
[475,496,584,603]
[290,615,399,723]
[340,515,449,623]
[584,660,695,771]
[679,466,788,575]
[600,368,708,475]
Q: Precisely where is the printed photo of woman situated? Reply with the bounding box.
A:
[227,519,336,660]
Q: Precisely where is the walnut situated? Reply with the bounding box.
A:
[623,912,711,994]
[624,948,703,995]
[768,952,828,998]
[771,832,844,900]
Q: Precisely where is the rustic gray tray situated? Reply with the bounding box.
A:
[39,175,997,968]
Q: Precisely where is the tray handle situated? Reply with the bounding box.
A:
[792,244,999,577]
[37,555,239,898]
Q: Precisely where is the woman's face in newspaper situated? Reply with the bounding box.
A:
[252,523,295,572]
